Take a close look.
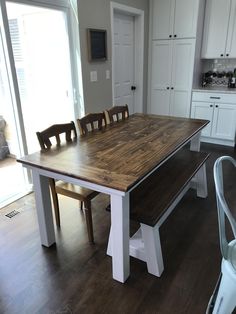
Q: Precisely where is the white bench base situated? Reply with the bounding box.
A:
[107,164,207,277]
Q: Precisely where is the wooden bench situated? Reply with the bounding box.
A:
[107,148,209,277]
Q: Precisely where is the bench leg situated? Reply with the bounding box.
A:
[190,132,201,152]
[141,223,164,277]
[107,226,112,256]
[195,163,208,198]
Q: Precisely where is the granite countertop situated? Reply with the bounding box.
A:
[192,86,236,94]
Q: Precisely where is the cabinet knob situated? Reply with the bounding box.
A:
[169,35,172,38]
[220,54,224,57]
[171,87,174,90]
[215,105,219,108]
[226,53,229,57]
[174,34,177,38]
[210,104,213,107]
[167,87,170,89]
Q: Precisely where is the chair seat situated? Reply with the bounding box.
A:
[55,181,99,201]
[228,239,236,272]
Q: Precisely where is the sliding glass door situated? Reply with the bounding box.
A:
[0,0,82,207]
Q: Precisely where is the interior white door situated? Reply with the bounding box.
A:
[150,40,172,115]
[170,39,195,117]
[113,12,135,114]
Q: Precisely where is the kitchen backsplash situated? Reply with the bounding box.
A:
[203,58,236,72]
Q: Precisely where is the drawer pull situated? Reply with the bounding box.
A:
[210,96,221,99]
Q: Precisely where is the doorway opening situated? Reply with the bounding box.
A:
[110,2,144,114]
[0,0,83,208]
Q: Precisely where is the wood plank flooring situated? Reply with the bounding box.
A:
[0,143,236,314]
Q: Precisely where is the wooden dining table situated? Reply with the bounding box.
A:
[17,114,209,283]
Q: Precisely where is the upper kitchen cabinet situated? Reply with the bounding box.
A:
[152,0,200,40]
[202,0,236,58]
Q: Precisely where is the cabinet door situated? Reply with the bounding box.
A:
[150,40,172,115]
[225,0,236,58]
[201,0,231,59]
[169,39,195,117]
[191,102,213,137]
[174,0,199,38]
[212,103,236,140]
[152,0,174,40]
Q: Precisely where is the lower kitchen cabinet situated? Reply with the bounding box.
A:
[191,91,236,146]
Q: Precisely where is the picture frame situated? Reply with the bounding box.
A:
[87,28,107,62]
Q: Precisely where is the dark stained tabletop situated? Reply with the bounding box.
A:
[17,114,209,192]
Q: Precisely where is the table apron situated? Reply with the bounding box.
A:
[23,165,126,197]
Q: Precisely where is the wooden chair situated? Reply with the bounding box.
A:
[103,106,129,212]
[36,121,99,243]
[104,105,129,124]
[77,113,106,135]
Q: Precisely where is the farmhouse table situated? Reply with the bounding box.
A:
[17,114,209,283]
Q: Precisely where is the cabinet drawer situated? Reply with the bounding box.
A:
[192,92,236,104]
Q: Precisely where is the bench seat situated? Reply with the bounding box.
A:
[107,148,210,277]
[130,149,210,226]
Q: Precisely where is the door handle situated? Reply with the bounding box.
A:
[131,86,136,91]
[210,96,221,100]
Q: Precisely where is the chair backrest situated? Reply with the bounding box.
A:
[36,121,77,150]
[77,113,106,135]
[104,105,129,124]
[213,156,236,259]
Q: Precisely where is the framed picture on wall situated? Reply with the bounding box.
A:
[87,28,107,62]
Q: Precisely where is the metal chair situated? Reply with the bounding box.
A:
[210,156,236,314]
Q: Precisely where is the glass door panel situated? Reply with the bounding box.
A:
[0,27,29,208]
[6,2,75,154]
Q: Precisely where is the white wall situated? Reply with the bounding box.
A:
[77,0,149,114]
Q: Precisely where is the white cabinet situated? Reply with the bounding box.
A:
[191,92,236,146]
[152,0,199,40]
[202,0,236,59]
[150,39,195,117]
[212,104,236,140]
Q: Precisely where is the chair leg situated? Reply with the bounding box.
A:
[84,200,94,243]
[49,178,60,227]
[213,260,236,314]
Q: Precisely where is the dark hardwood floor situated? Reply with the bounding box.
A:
[1,143,236,314]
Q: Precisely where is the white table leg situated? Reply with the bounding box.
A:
[195,164,208,198]
[190,132,201,152]
[32,170,55,247]
[110,193,130,283]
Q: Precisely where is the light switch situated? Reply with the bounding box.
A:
[90,71,97,82]
[106,70,110,80]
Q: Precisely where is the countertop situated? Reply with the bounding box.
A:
[192,86,236,94]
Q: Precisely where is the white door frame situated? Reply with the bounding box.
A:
[110,2,144,113]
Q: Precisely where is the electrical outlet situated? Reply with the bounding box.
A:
[90,71,97,82]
